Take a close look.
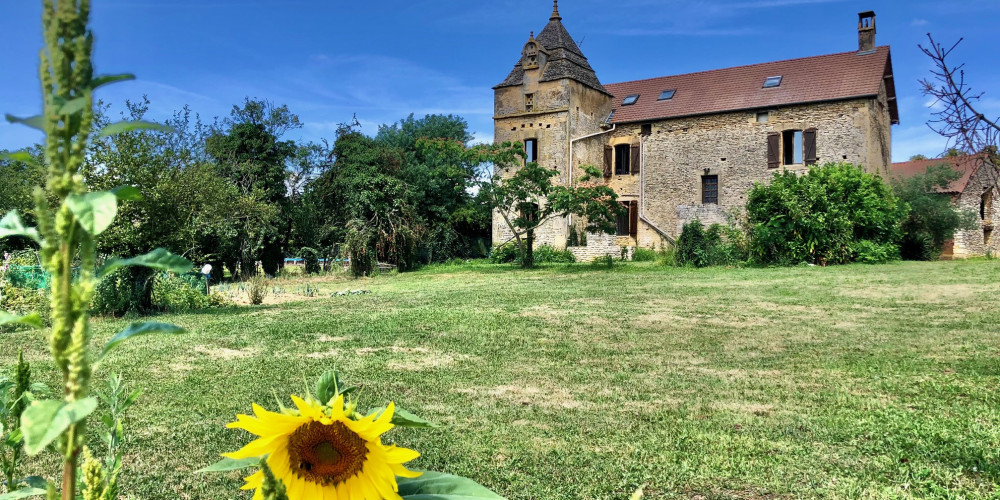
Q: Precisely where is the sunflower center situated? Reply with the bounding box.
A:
[287,420,367,486]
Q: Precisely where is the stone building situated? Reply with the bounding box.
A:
[890,154,1000,258]
[493,3,899,260]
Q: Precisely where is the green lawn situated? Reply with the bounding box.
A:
[3,260,1000,499]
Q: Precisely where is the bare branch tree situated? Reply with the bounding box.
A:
[919,33,999,169]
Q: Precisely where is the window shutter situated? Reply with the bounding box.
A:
[630,144,640,175]
[603,146,613,178]
[767,132,779,168]
[629,200,638,238]
[804,128,818,165]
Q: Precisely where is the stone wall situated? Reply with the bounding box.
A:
[953,162,1000,257]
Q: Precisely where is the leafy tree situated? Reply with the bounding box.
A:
[0,147,45,251]
[892,164,977,260]
[747,163,907,265]
[205,99,300,276]
[475,141,624,268]
[909,154,929,161]
[376,114,489,261]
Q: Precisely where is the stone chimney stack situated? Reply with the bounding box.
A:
[858,11,876,52]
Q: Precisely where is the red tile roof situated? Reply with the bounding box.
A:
[889,154,987,194]
[605,46,896,125]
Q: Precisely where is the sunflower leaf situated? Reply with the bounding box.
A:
[398,471,505,499]
[197,456,261,473]
[369,406,438,428]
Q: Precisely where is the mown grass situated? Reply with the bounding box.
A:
[3,259,1000,499]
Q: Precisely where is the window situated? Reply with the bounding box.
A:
[641,123,652,135]
[615,201,638,237]
[658,89,676,101]
[622,94,639,106]
[524,93,534,112]
[524,139,537,164]
[783,129,803,165]
[614,144,631,175]
[702,175,719,204]
[981,191,993,220]
[756,111,769,123]
[763,76,783,88]
[616,204,630,236]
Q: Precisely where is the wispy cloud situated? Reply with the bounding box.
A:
[912,18,930,27]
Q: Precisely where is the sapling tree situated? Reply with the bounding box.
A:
[920,34,999,169]
[474,141,624,267]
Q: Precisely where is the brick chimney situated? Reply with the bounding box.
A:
[858,11,876,52]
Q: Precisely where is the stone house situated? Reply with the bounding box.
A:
[890,154,1000,258]
[492,3,899,260]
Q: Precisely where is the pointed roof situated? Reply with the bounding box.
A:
[494,3,610,95]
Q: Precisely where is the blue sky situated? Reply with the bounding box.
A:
[1,0,998,161]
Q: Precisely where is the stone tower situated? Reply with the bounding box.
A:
[492,0,613,248]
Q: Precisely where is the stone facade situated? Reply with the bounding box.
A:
[493,6,897,261]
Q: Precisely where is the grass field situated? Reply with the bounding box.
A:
[3,259,1000,499]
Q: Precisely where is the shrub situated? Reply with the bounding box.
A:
[1,284,50,325]
[150,273,211,312]
[658,245,678,266]
[247,274,269,305]
[488,243,520,264]
[676,221,748,267]
[892,163,978,260]
[91,267,154,316]
[534,245,575,264]
[631,248,657,262]
[301,247,321,275]
[851,240,900,264]
[746,163,906,265]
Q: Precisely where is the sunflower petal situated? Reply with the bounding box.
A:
[291,394,325,420]
[390,462,423,478]
[223,434,284,459]
[383,445,420,464]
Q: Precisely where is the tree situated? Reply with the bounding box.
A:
[892,164,977,260]
[205,99,300,277]
[475,141,624,267]
[0,147,45,251]
[376,115,489,261]
[920,34,999,169]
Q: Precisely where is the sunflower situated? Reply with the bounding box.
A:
[223,394,421,500]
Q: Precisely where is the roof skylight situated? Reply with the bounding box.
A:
[763,76,783,88]
[658,89,676,101]
[622,94,640,106]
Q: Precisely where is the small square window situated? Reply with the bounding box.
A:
[641,123,652,135]
[756,111,769,123]
[622,94,640,106]
[658,89,676,101]
[763,76,782,88]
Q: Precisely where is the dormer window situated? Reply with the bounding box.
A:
[763,76,783,88]
[523,40,540,69]
[658,89,676,101]
[622,94,639,106]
